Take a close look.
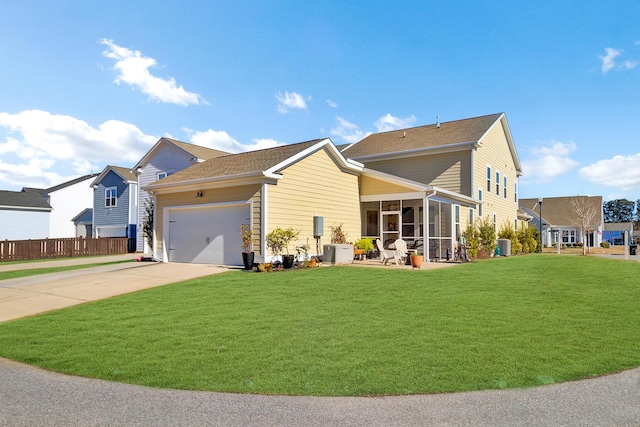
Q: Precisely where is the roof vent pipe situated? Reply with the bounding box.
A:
[436,115,440,128]
[403,131,406,138]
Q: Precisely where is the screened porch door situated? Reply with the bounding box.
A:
[381,212,400,248]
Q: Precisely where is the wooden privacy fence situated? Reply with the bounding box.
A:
[0,237,133,262]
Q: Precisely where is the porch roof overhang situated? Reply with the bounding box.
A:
[143,171,280,195]
[360,168,479,207]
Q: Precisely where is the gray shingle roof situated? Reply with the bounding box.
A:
[152,139,325,185]
[343,113,503,158]
[520,196,603,227]
[0,190,52,210]
[162,137,231,160]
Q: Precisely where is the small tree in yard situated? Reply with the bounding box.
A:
[476,216,497,258]
[570,196,601,255]
[142,198,154,251]
[462,223,479,259]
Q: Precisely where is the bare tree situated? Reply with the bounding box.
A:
[570,196,601,255]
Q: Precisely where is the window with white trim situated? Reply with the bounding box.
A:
[495,171,500,196]
[514,182,518,203]
[157,171,174,180]
[478,189,483,218]
[503,176,508,199]
[105,187,117,207]
[486,166,491,192]
[493,213,497,232]
[469,208,474,225]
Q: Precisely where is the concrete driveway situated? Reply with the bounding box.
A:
[0,255,231,323]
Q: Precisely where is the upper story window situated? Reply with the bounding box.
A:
[157,171,174,180]
[503,176,508,199]
[105,187,117,207]
[486,166,491,192]
[514,182,518,203]
[495,171,500,196]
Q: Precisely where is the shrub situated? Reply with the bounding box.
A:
[601,242,610,248]
[497,221,521,255]
[331,224,348,244]
[462,223,479,259]
[477,216,497,255]
[517,224,538,254]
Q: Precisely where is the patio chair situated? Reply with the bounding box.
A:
[393,238,409,265]
[376,238,404,266]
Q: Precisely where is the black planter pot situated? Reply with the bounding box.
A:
[282,254,295,269]
[242,252,255,270]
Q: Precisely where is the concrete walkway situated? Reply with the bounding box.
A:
[0,255,231,323]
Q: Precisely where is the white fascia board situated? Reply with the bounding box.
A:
[0,205,52,212]
[430,186,479,206]
[144,171,280,194]
[361,192,427,202]
[349,141,475,163]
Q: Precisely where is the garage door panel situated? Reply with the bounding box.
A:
[168,205,247,265]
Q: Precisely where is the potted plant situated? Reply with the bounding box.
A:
[410,250,424,269]
[266,227,299,269]
[353,238,374,260]
[240,224,254,270]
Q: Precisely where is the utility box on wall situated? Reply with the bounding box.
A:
[313,216,324,237]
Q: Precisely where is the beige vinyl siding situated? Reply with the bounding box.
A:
[365,151,471,194]
[360,175,415,195]
[474,120,519,228]
[155,184,261,256]
[266,147,360,253]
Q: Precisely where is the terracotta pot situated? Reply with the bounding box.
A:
[410,254,424,269]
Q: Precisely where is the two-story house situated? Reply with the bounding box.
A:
[141,113,522,265]
[132,137,230,253]
[91,166,138,244]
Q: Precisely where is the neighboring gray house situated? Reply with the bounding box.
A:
[132,137,230,253]
[520,196,603,248]
[28,174,99,238]
[0,190,52,240]
[91,166,138,241]
[71,208,93,238]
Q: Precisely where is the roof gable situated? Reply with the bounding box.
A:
[91,165,137,188]
[343,113,503,158]
[145,138,362,192]
[133,137,231,171]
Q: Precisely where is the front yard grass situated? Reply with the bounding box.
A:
[0,254,638,396]
[0,260,134,280]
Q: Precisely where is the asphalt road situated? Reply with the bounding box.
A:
[1,357,639,426]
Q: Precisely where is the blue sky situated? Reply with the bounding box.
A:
[1,1,639,202]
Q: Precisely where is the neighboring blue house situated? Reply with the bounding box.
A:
[0,189,52,240]
[132,137,230,253]
[91,166,138,245]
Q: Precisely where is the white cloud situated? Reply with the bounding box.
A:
[374,113,417,132]
[0,109,157,189]
[327,99,338,108]
[600,48,622,74]
[599,47,638,73]
[276,91,309,113]
[190,129,282,153]
[330,117,371,144]
[100,39,204,106]
[579,153,640,191]
[520,140,580,184]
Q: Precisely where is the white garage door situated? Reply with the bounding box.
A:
[167,204,249,265]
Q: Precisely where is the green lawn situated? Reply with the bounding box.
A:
[0,255,638,396]
[0,260,134,280]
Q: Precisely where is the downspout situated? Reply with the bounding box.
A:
[148,190,161,262]
[261,182,268,263]
[424,190,437,262]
